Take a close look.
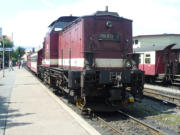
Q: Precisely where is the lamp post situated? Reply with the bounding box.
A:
[0,37,5,77]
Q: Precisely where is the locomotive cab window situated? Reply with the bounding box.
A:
[145,54,151,64]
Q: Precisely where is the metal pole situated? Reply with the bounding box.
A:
[2,37,5,77]
[9,50,10,69]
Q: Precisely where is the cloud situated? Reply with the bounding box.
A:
[41,0,55,8]
[3,0,180,48]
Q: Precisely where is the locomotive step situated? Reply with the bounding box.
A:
[155,80,163,83]
[173,78,180,82]
[172,82,180,86]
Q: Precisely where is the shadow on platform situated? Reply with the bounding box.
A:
[0,96,33,129]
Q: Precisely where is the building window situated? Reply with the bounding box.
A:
[145,54,151,64]
[135,40,138,44]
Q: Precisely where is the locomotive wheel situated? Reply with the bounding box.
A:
[75,97,86,110]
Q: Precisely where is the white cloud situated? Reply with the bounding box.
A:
[3,0,180,47]
[41,0,55,8]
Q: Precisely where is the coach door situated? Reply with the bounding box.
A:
[174,52,180,74]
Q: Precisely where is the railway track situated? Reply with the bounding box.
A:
[143,88,180,108]
[86,108,167,135]
[117,110,166,135]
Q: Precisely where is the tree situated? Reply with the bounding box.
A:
[0,36,14,66]
[0,36,13,48]
[11,47,25,62]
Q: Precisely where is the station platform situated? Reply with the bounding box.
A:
[0,67,100,135]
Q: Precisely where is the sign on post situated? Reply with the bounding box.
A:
[0,48,12,51]
[0,28,2,37]
[5,48,13,51]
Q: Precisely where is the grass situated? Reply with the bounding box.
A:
[153,113,180,125]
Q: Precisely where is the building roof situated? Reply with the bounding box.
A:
[134,43,176,52]
[134,34,180,38]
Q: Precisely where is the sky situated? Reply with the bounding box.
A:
[0,0,180,48]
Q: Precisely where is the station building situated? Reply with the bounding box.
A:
[133,34,180,50]
[132,34,180,76]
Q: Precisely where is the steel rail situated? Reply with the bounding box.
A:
[144,88,180,101]
[86,108,123,135]
[97,116,123,135]
[143,88,180,108]
[118,110,166,135]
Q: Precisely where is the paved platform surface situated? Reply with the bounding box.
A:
[0,68,100,135]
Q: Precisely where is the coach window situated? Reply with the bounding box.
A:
[139,55,141,64]
[145,54,151,64]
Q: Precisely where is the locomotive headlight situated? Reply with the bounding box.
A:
[106,21,112,28]
[125,60,132,68]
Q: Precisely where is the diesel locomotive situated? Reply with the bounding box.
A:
[27,9,144,111]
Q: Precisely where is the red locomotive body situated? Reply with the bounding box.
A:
[58,15,132,70]
[42,31,59,67]
[42,16,78,68]
[37,10,144,111]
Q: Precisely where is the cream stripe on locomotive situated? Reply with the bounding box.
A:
[58,58,85,67]
[58,58,126,68]
[42,59,58,65]
[31,62,37,69]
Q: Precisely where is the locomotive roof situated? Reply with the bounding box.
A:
[93,11,119,17]
[48,16,79,28]
[61,11,132,32]
[133,43,176,52]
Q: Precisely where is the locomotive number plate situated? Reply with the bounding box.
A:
[98,33,120,41]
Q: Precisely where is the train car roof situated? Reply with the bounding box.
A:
[81,11,132,21]
[172,44,180,50]
[134,43,176,52]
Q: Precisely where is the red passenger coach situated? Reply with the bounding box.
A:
[30,52,38,73]
[26,55,31,69]
[27,49,42,74]
[134,43,178,83]
[37,9,144,111]
[37,49,43,66]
